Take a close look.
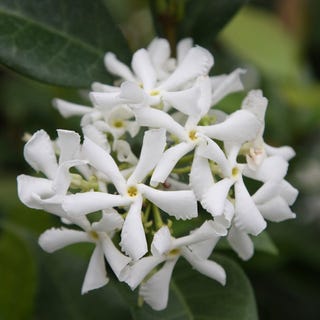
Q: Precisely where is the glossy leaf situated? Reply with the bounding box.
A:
[0,0,131,87]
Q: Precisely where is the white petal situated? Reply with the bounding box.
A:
[113,140,138,164]
[252,180,281,204]
[63,192,130,216]
[227,226,254,260]
[176,38,193,64]
[24,130,58,179]
[234,178,266,235]
[92,210,124,233]
[241,89,268,123]
[139,258,178,311]
[57,130,81,163]
[244,156,288,182]
[257,196,296,222]
[120,197,147,260]
[17,174,53,210]
[131,49,157,91]
[91,82,120,92]
[148,38,171,79]
[139,185,198,220]
[100,234,131,280]
[38,227,91,253]
[187,237,220,260]
[190,153,214,200]
[122,256,164,290]
[279,180,298,205]
[197,138,230,176]
[160,46,214,91]
[151,226,172,256]
[82,125,110,152]
[81,244,109,294]
[128,128,166,185]
[118,81,145,103]
[162,85,201,116]
[89,91,127,109]
[265,144,296,161]
[151,142,193,186]
[198,110,260,143]
[82,138,126,194]
[201,179,233,217]
[134,107,186,140]
[104,52,135,81]
[52,98,92,118]
[211,68,245,105]
[182,248,226,285]
[197,76,212,117]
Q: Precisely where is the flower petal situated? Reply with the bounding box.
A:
[122,255,164,290]
[234,178,266,235]
[38,227,92,253]
[89,91,126,109]
[279,180,299,205]
[56,130,81,164]
[148,38,171,79]
[104,52,135,81]
[190,153,214,200]
[24,130,58,179]
[211,68,245,105]
[81,244,109,294]
[160,46,214,91]
[151,226,172,256]
[128,128,166,185]
[100,234,131,280]
[176,38,193,64]
[151,142,193,186]
[241,89,268,123]
[82,137,126,194]
[252,180,281,204]
[63,192,130,216]
[201,179,233,217]
[227,226,254,260]
[91,82,120,92]
[113,140,138,164]
[182,248,226,285]
[257,196,296,222]
[198,110,260,143]
[139,258,178,311]
[134,107,186,140]
[139,185,198,220]
[265,144,296,161]
[92,210,124,233]
[52,98,92,118]
[131,48,157,91]
[162,85,201,116]
[244,156,288,182]
[120,197,147,260]
[82,124,110,152]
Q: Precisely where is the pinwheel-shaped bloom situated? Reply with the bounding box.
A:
[122,221,227,310]
[38,210,131,293]
[17,129,90,226]
[62,128,198,261]
[133,85,262,186]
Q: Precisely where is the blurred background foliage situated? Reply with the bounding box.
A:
[0,0,320,319]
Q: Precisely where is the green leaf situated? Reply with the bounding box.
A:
[219,7,301,81]
[0,0,131,87]
[177,0,249,47]
[0,229,37,320]
[120,254,258,320]
[252,231,278,255]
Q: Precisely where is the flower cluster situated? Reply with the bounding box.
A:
[17,38,298,311]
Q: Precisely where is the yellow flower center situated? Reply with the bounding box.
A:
[89,231,99,240]
[113,119,124,128]
[188,130,198,141]
[149,89,160,96]
[168,248,181,257]
[127,186,138,197]
[232,166,239,178]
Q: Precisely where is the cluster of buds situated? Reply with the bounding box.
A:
[17,38,298,311]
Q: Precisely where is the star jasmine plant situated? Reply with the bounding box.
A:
[17,37,298,311]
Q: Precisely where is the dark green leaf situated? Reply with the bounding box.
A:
[0,229,37,320]
[120,254,258,320]
[0,0,131,87]
[149,0,248,48]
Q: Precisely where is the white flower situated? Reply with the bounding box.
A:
[38,210,131,293]
[122,222,226,310]
[62,128,198,260]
